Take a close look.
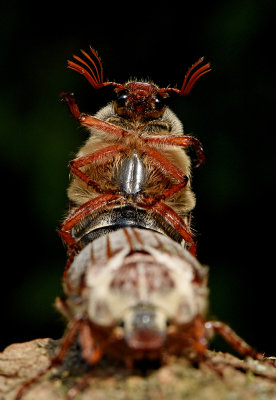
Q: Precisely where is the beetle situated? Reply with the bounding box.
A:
[59,46,211,263]
[16,228,263,400]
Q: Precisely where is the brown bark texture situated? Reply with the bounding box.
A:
[1,337,276,400]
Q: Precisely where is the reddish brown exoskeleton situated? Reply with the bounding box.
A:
[16,228,263,400]
[58,46,211,263]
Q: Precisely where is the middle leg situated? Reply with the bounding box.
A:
[69,144,125,189]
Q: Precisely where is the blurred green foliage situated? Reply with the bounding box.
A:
[0,0,275,355]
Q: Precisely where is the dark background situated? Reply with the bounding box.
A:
[1,0,275,356]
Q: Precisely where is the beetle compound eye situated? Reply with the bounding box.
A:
[154,94,165,110]
[116,90,128,107]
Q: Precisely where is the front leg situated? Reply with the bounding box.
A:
[144,134,205,167]
[60,92,131,139]
[60,91,82,119]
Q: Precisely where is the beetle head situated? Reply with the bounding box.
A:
[67,46,211,119]
[113,81,169,120]
[122,303,167,351]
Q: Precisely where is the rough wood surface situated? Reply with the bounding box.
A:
[1,338,276,400]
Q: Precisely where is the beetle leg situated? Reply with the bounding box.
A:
[144,135,205,167]
[60,92,131,139]
[15,318,81,400]
[60,193,121,238]
[151,201,196,255]
[60,91,81,119]
[65,372,94,400]
[65,321,103,400]
[59,193,121,266]
[79,321,103,365]
[58,229,80,272]
[140,147,190,207]
[79,114,132,138]
[191,315,209,360]
[69,144,125,189]
[205,320,262,359]
[142,146,189,185]
[137,198,196,256]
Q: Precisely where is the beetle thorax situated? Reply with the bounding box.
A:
[116,150,146,197]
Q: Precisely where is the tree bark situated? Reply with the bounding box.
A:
[1,338,276,400]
